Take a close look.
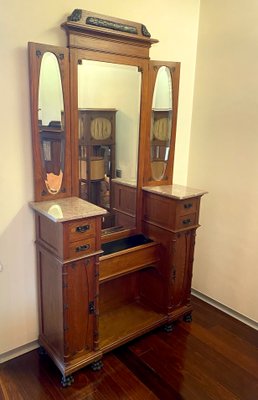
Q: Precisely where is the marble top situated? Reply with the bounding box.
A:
[112,178,137,188]
[30,197,107,222]
[142,184,207,200]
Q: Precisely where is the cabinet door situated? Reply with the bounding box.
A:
[170,230,196,308]
[63,257,97,359]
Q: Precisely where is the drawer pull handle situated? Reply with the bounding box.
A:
[184,203,193,209]
[76,244,90,252]
[183,219,191,225]
[76,225,90,233]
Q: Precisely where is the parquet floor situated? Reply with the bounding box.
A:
[0,296,257,399]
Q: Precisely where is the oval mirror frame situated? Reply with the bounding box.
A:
[28,42,71,201]
[146,61,180,186]
[150,66,172,181]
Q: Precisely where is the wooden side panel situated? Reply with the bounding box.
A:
[63,257,96,360]
[143,192,176,230]
[38,249,64,358]
[170,230,196,309]
[36,214,63,257]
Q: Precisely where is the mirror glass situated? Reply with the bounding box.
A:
[150,66,172,180]
[78,60,142,231]
[38,52,65,194]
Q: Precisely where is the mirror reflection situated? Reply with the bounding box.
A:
[38,52,65,194]
[78,60,142,231]
[150,66,172,180]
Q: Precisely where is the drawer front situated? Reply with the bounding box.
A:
[176,213,197,230]
[67,218,96,242]
[177,198,198,216]
[68,237,96,259]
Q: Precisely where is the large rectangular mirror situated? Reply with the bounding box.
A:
[77,60,142,232]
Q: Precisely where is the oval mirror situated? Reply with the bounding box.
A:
[38,52,65,194]
[150,66,172,180]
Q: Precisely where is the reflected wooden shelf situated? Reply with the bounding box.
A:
[99,301,167,353]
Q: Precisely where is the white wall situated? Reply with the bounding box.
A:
[188,0,258,322]
[0,0,200,354]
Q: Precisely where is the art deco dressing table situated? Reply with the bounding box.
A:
[28,9,206,386]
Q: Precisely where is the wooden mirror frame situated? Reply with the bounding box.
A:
[29,10,181,239]
[28,42,72,201]
[61,9,159,240]
[143,61,180,187]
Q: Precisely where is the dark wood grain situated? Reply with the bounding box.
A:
[1,296,257,399]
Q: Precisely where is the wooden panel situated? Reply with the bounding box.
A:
[99,243,160,282]
[63,258,95,359]
[113,183,136,215]
[169,230,196,309]
[38,249,64,358]
[143,192,176,230]
[36,214,63,257]
[67,32,151,59]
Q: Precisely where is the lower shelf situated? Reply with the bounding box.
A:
[99,301,167,353]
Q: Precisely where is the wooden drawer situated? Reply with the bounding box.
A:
[66,218,96,243]
[175,213,197,230]
[176,198,198,216]
[67,237,96,259]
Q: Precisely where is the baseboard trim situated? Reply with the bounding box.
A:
[192,289,257,330]
[0,340,39,364]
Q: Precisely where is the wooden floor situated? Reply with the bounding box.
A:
[0,296,257,400]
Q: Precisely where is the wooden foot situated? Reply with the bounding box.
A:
[61,375,74,387]
[91,359,103,371]
[164,323,175,332]
[38,346,47,356]
[183,313,192,323]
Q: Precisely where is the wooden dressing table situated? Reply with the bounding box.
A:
[29,9,206,386]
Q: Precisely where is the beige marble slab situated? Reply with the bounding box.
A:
[112,178,137,188]
[30,197,107,222]
[142,184,207,200]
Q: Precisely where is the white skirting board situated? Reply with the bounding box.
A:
[0,340,39,364]
[1,293,257,363]
[192,289,258,331]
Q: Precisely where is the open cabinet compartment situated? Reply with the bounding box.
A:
[99,269,167,353]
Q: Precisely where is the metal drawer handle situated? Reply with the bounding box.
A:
[76,224,90,233]
[184,203,193,209]
[76,244,90,252]
[182,219,191,225]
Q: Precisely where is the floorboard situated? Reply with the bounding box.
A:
[0,296,257,399]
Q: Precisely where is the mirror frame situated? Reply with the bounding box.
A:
[69,49,148,239]
[143,61,180,186]
[28,11,181,242]
[28,42,72,201]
